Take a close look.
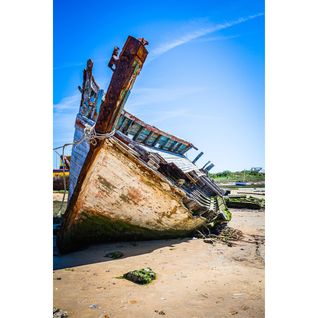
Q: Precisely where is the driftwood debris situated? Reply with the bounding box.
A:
[197,226,244,246]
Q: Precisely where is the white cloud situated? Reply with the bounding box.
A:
[194,34,241,43]
[149,13,264,61]
[126,86,207,109]
[53,94,80,113]
[53,93,80,148]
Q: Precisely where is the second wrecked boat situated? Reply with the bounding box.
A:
[57,36,231,253]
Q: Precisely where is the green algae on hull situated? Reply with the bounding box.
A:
[57,211,198,253]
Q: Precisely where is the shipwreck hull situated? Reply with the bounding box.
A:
[57,36,228,253]
[59,137,206,251]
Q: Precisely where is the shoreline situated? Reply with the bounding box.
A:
[53,208,264,317]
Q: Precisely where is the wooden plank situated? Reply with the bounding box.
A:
[142,131,153,144]
[132,125,144,141]
[168,140,178,151]
[122,110,195,148]
[173,143,182,153]
[151,134,162,147]
[159,137,170,149]
[123,119,134,134]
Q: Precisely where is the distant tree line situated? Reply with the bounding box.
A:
[209,169,265,182]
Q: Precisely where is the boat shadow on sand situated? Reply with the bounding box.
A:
[53,237,191,270]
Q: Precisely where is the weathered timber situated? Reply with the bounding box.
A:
[192,151,204,164]
[57,35,228,253]
[95,36,148,134]
[120,111,194,150]
[143,131,153,144]
[57,36,148,252]
[58,138,206,252]
[132,125,144,141]
[151,134,162,147]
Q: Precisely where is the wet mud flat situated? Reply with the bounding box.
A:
[53,209,264,318]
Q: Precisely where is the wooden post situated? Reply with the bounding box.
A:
[122,119,133,134]
[202,160,211,169]
[173,143,182,153]
[192,151,204,164]
[159,138,170,149]
[95,36,148,134]
[168,140,178,151]
[132,125,144,141]
[142,131,153,144]
[152,134,162,147]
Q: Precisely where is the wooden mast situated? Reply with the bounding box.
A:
[95,36,148,134]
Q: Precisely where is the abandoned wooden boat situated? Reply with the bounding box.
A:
[57,36,231,253]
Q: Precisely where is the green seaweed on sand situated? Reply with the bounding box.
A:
[123,267,156,284]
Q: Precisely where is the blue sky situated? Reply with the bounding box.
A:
[53,0,264,172]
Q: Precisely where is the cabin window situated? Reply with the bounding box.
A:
[145,133,158,146]
[156,136,169,149]
[134,128,150,142]
[168,140,178,152]
[121,118,133,134]
[177,144,187,154]
[162,139,175,150]
[127,122,140,136]
[171,142,181,152]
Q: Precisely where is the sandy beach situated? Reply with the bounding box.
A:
[53,208,264,318]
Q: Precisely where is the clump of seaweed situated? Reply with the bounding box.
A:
[104,251,124,259]
[196,226,244,246]
[123,267,156,284]
[219,226,244,240]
